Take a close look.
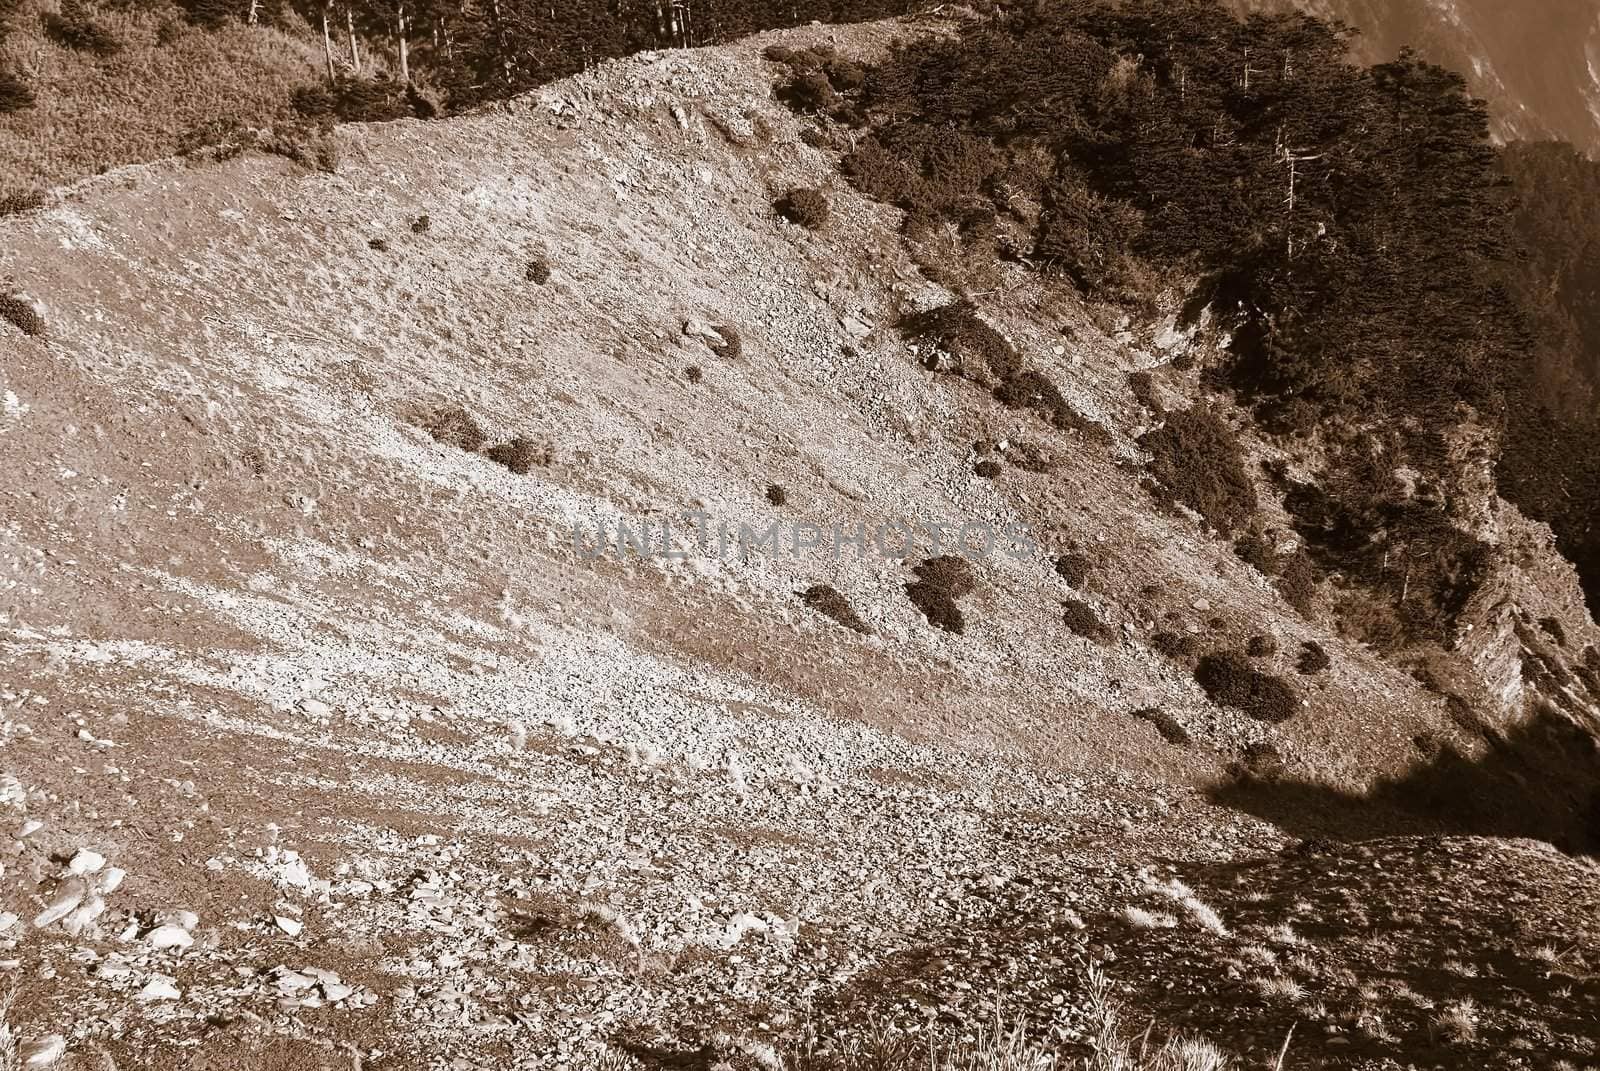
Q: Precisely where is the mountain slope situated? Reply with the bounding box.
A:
[2,15,1599,1069]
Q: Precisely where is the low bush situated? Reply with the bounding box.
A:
[974,459,1001,479]
[486,436,546,474]
[1054,552,1093,587]
[801,584,871,635]
[0,189,46,217]
[43,1,122,56]
[1235,740,1287,781]
[1132,706,1191,747]
[1232,531,1276,574]
[1138,409,1258,534]
[368,237,388,251]
[1296,640,1331,675]
[684,365,703,384]
[776,187,830,229]
[411,215,432,234]
[1195,651,1300,723]
[0,64,34,114]
[526,256,552,284]
[1539,616,1568,647]
[711,323,742,360]
[906,554,976,635]
[766,484,787,506]
[900,302,1021,383]
[0,294,45,337]
[415,403,487,452]
[1277,550,1320,614]
[1128,370,1162,414]
[1062,597,1114,644]
[1246,634,1278,658]
[1151,630,1199,664]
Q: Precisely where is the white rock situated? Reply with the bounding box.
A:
[144,925,194,950]
[20,1034,67,1068]
[97,867,125,894]
[68,849,106,875]
[322,982,355,1002]
[16,820,42,839]
[274,915,304,937]
[137,977,181,1002]
[33,880,87,929]
[0,913,15,933]
[298,698,333,717]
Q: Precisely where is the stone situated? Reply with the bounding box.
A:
[33,879,87,929]
[274,915,304,937]
[20,1035,67,1068]
[68,848,105,875]
[144,924,194,950]
[299,698,333,717]
[137,977,181,1002]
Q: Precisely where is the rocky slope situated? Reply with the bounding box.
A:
[2,14,1599,1070]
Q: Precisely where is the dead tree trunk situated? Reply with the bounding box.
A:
[347,5,362,73]
[395,2,411,85]
[321,3,337,83]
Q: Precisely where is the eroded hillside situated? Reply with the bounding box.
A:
[2,15,1599,1070]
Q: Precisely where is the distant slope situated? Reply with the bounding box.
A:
[1232,0,1600,157]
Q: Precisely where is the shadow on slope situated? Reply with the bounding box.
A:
[1209,703,1600,854]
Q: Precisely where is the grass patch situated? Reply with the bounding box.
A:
[906,554,976,635]
[801,584,871,635]
[0,294,44,337]
[1195,651,1300,723]
[485,436,546,474]
[776,187,829,229]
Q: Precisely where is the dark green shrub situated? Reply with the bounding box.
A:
[1246,634,1277,657]
[1277,551,1320,614]
[974,460,1002,479]
[711,323,742,360]
[899,302,1021,383]
[685,365,703,384]
[776,187,829,229]
[0,64,33,114]
[906,555,976,635]
[1062,597,1113,645]
[368,237,388,251]
[291,84,336,119]
[486,436,546,474]
[1233,531,1276,574]
[1128,370,1162,413]
[1296,640,1331,675]
[0,294,44,337]
[1138,409,1258,535]
[415,404,487,452]
[526,257,552,284]
[412,215,432,234]
[44,1,122,56]
[1539,616,1568,647]
[1053,553,1092,587]
[802,584,871,635]
[766,484,787,506]
[1151,630,1199,664]
[1195,651,1300,723]
[1132,707,1191,747]
[0,188,46,217]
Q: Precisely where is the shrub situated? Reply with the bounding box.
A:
[1277,551,1320,614]
[526,257,552,284]
[0,189,46,217]
[415,404,487,452]
[1151,630,1199,664]
[1062,597,1113,644]
[486,436,545,474]
[711,323,742,360]
[776,187,829,229]
[1236,740,1287,781]
[1233,531,1276,574]
[1246,634,1278,657]
[906,555,976,635]
[1132,707,1191,747]
[260,121,338,173]
[1195,651,1300,723]
[684,365,703,384]
[765,484,787,506]
[368,237,388,251]
[1128,370,1162,413]
[974,459,1001,479]
[1296,640,1331,675]
[0,64,33,114]
[0,294,44,337]
[43,1,122,56]
[412,215,432,234]
[1539,616,1568,647]
[1053,552,1093,587]
[899,302,1021,383]
[1138,409,1258,534]
[801,584,871,634]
